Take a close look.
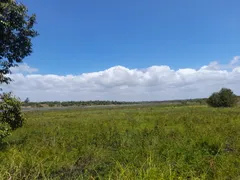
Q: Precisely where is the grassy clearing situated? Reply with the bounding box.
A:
[0,105,240,179]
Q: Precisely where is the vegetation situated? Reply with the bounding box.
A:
[0,0,37,141]
[0,0,38,84]
[21,98,209,108]
[1,1,239,179]
[24,97,30,104]
[0,92,24,142]
[207,88,238,107]
[0,105,240,179]
[22,100,139,108]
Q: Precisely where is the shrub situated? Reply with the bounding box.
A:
[207,88,238,107]
[0,93,25,142]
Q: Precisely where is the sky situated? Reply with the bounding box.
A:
[3,0,240,101]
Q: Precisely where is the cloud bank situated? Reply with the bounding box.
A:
[2,56,240,101]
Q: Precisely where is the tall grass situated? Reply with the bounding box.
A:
[0,106,240,179]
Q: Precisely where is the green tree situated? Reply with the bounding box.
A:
[0,0,38,84]
[207,88,238,107]
[0,0,38,142]
[24,97,30,103]
[0,92,24,142]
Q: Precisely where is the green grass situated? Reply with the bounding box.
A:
[0,105,240,179]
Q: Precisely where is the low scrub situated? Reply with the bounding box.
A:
[0,106,240,179]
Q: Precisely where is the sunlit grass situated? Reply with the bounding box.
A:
[0,105,240,179]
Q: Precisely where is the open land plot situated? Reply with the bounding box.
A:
[0,105,240,179]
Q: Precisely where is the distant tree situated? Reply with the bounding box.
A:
[207,88,238,107]
[24,97,30,103]
[0,0,38,84]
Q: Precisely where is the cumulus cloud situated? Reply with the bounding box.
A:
[200,56,240,71]
[10,63,38,74]
[200,61,220,71]
[2,56,240,101]
[230,56,240,66]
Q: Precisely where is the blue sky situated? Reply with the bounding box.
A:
[22,0,240,75]
[4,0,240,101]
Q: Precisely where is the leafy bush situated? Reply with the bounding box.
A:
[0,93,24,142]
[207,88,238,107]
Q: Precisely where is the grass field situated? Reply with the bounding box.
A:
[0,105,240,179]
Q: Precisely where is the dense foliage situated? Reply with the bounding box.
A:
[0,0,37,141]
[0,92,24,142]
[0,0,38,84]
[0,105,239,179]
[207,88,237,107]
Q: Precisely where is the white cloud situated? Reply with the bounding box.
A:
[230,56,240,65]
[10,63,38,74]
[200,56,240,71]
[200,61,220,70]
[2,56,240,101]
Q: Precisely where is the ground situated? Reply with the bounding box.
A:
[0,105,240,179]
